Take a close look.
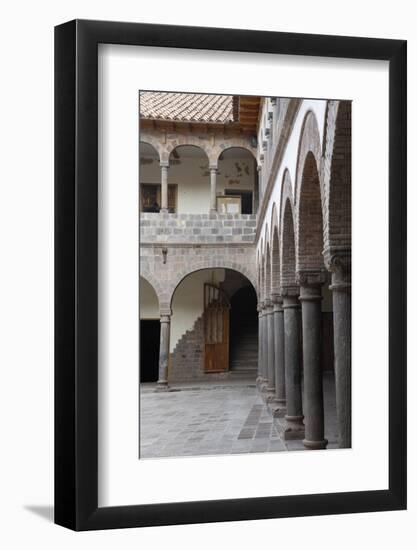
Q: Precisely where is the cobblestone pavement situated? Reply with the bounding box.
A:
[140,373,338,459]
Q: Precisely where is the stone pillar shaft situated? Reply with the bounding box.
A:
[331,266,352,448]
[257,165,263,203]
[210,168,217,212]
[160,164,169,213]
[257,305,264,383]
[273,296,285,406]
[299,277,327,450]
[157,314,171,387]
[261,305,269,382]
[282,291,304,440]
[266,301,275,397]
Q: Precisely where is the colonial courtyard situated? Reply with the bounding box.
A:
[139,92,351,457]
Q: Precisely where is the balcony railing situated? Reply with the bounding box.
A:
[140,212,257,244]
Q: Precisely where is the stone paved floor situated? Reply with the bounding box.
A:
[140,373,338,459]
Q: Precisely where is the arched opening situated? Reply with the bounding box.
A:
[139,142,162,213]
[297,152,334,372]
[139,276,160,382]
[280,199,296,289]
[265,242,271,299]
[217,147,257,214]
[168,268,258,382]
[168,145,209,214]
[328,102,351,250]
[229,283,258,376]
[297,151,325,272]
[271,225,280,295]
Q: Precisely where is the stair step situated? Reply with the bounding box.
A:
[232,363,258,368]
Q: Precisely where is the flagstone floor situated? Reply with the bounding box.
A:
[139,373,338,459]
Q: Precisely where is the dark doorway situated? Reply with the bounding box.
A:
[225,190,253,214]
[140,320,160,382]
[229,285,258,376]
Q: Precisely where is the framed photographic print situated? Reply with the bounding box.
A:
[55,20,407,530]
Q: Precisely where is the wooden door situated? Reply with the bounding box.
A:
[203,284,230,372]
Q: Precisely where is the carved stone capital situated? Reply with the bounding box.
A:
[281,288,300,309]
[160,161,169,169]
[296,269,327,288]
[324,247,351,274]
[280,285,299,298]
[271,293,283,312]
[159,309,172,320]
[324,247,351,291]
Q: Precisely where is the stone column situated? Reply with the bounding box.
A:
[327,251,351,448]
[265,299,275,400]
[160,162,169,213]
[282,288,305,440]
[157,312,171,388]
[260,302,269,390]
[209,166,217,213]
[257,164,263,204]
[257,303,265,386]
[256,164,262,208]
[272,294,286,415]
[298,271,328,450]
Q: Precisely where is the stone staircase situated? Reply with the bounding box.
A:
[229,316,258,380]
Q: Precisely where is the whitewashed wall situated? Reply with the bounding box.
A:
[140,155,255,214]
[170,268,225,351]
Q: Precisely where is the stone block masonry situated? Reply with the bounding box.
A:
[140,242,258,310]
[140,213,257,245]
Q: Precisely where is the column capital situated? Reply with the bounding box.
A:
[159,308,172,319]
[280,285,299,298]
[299,285,323,302]
[257,163,263,173]
[324,247,351,290]
[271,293,283,311]
[209,164,218,172]
[296,269,328,288]
[323,246,351,273]
[160,160,169,169]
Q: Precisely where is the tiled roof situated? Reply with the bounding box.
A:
[140,92,235,123]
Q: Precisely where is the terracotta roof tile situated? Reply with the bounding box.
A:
[140,92,235,123]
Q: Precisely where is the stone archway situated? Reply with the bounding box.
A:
[167,267,258,382]
[295,151,326,275]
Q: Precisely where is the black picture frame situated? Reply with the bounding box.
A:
[55,19,407,531]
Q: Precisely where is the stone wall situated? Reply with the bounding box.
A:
[168,313,241,383]
[140,243,258,310]
[140,213,256,244]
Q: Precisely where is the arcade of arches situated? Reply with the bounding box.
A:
[139,93,351,452]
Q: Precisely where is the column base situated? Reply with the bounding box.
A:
[269,399,286,418]
[265,386,276,402]
[155,380,169,391]
[269,404,286,418]
[259,381,269,393]
[209,208,217,214]
[284,415,305,440]
[256,376,265,386]
[160,208,168,214]
[303,438,328,450]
